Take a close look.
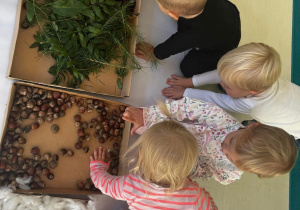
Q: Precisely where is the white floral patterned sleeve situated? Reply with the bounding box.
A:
[139,97,244,185]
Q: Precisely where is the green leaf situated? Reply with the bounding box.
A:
[72,68,79,78]
[60,36,70,44]
[101,4,110,14]
[83,9,95,20]
[52,0,88,18]
[87,33,97,39]
[30,42,39,48]
[105,0,115,6]
[117,78,123,89]
[94,48,100,59]
[92,6,103,20]
[92,38,105,44]
[88,42,94,54]
[65,39,73,51]
[86,26,102,34]
[79,73,85,82]
[78,32,87,48]
[91,0,96,4]
[26,1,34,22]
[92,23,102,28]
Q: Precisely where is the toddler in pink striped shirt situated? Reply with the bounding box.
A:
[90,119,218,210]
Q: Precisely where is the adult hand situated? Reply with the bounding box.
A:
[135,42,155,61]
[161,86,186,99]
[122,106,144,135]
[166,75,194,88]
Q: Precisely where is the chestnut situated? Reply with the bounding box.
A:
[50,124,59,133]
[27,167,36,176]
[77,181,85,190]
[49,160,58,169]
[31,147,40,155]
[78,128,85,137]
[40,160,48,168]
[58,149,67,156]
[79,106,85,113]
[47,173,54,180]
[52,154,59,162]
[67,149,74,157]
[17,137,26,145]
[31,123,40,130]
[35,165,43,174]
[42,168,50,175]
[33,154,41,161]
[75,142,83,150]
[52,92,60,99]
[74,115,81,122]
[43,153,52,160]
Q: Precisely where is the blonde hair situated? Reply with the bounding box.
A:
[157,0,207,16]
[217,43,281,91]
[124,103,198,193]
[234,124,298,178]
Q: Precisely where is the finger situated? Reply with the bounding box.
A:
[171,75,180,80]
[130,124,140,135]
[98,147,102,160]
[101,148,106,160]
[90,155,94,162]
[94,149,98,160]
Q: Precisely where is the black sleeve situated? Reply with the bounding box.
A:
[153,32,198,60]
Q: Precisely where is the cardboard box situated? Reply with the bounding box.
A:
[7,0,141,97]
[0,82,131,196]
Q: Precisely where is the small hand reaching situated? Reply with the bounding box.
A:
[166,75,194,88]
[161,86,186,99]
[122,106,144,135]
[135,42,155,62]
[90,147,110,164]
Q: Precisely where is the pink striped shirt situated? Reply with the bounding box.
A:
[90,161,218,210]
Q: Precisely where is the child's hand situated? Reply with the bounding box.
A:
[135,42,155,61]
[166,75,194,88]
[90,147,109,163]
[161,86,186,99]
[122,106,144,135]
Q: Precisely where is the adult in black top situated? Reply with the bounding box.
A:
[153,0,241,78]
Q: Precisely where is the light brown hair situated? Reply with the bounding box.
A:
[124,103,198,193]
[217,43,281,91]
[157,0,207,16]
[234,124,298,178]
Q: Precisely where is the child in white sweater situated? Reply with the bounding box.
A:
[162,43,300,139]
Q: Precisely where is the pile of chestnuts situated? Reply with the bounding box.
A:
[0,85,127,191]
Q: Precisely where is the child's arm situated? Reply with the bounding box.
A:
[90,147,126,200]
[166,70,221,88]
[183,89,253,114]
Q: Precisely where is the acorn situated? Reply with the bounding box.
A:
[60,93,68,99]
[37,117,45,124]
[52,92,60,99]
[76,99,84,107]
[9,147,17,154]
[8,122,17,130]
[38,111,46,117]
[50,124,59,133]
[37,181,46,188]
[15,127,23,134]
[29,112,38,120]
[49,160,57,169]
[18,86,27,95]
[36,99,43,106]
[85,134,91,141]
[35,165,43,174]
[70,96,76,104]
[33,174,41,183]
[53,113,59,120]
[46,115,53,123]
[17,148,24,156]
[59,110,65,118]
[77,181,85,190]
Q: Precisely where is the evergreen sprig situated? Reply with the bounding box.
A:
[26,0,143,89]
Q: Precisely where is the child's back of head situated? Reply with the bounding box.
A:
[234,124,298,178]
[217,43,281,91]
[127,120,198,193]
[157,0,207,16]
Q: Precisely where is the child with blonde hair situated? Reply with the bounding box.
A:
[90,120,218,209]
[123,97,298,184]
[135,0,240,77]
[162,42,300,139]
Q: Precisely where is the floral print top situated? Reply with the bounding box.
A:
[137,97,243,185]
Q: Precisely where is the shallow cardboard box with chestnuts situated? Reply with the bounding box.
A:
[0,82,130,195]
